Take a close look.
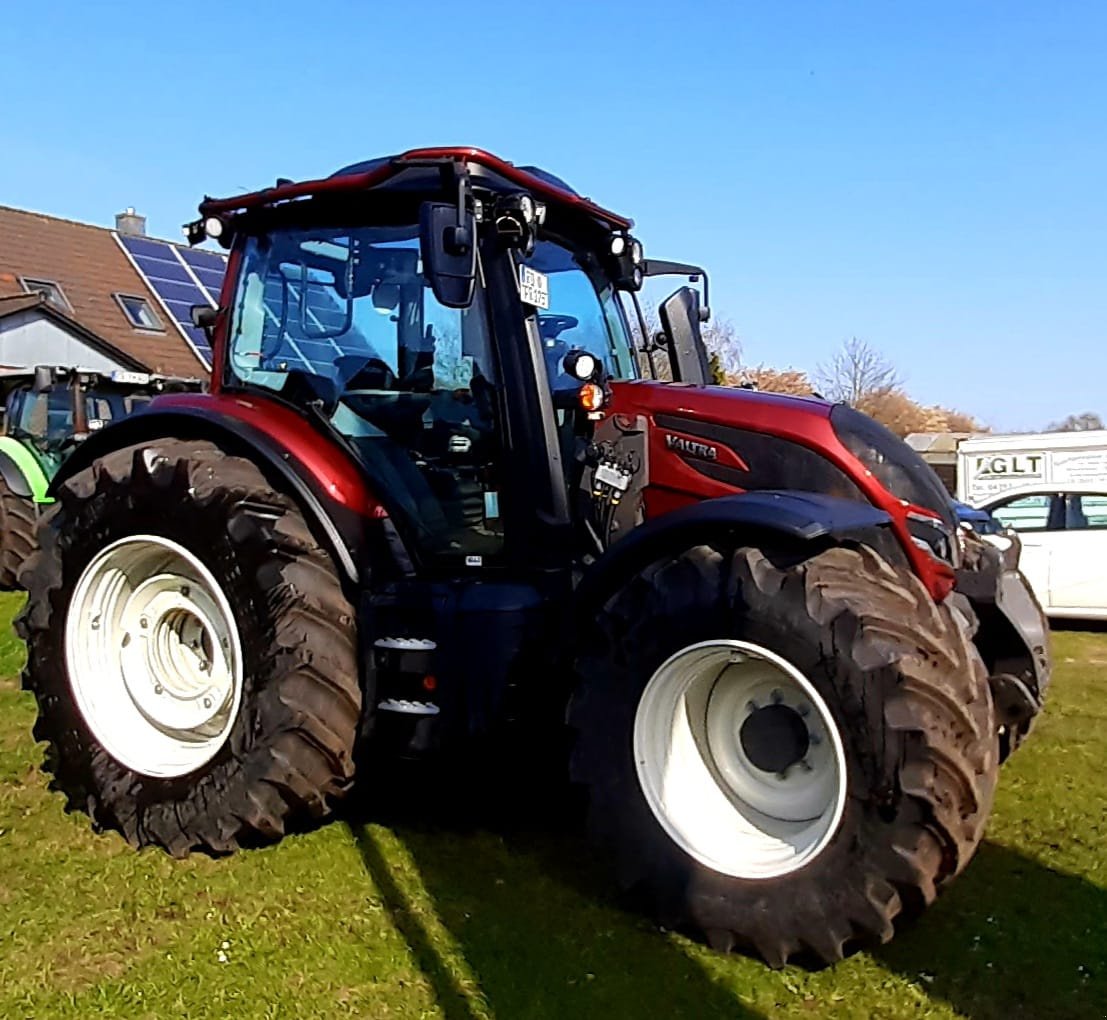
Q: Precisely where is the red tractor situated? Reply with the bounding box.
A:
[18,148,1049,967]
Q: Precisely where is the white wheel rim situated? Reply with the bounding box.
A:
[633,640,848,879]
[65,535,244,778]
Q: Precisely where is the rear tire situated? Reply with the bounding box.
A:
[17,439,361,855]
[570,543,997,967]
[0,477,37,590]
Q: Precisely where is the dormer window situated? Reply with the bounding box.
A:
[20,277,71,313]
[114,293,164,331]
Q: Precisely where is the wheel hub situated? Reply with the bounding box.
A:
[739,703,810,775]
[119,576,235,737]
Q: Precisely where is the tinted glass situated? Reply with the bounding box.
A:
[525,241,637,390]
[228,225,505,564]
[991,495,1054,532]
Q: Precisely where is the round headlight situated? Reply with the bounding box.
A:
[630,239,643,265]
[610,235,626,256]
[204,217,224,239]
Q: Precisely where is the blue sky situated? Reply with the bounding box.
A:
[2,1,1104,430]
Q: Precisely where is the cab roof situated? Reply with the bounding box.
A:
[199,147,633,231]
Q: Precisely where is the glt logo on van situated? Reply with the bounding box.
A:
[975,454,1045,478]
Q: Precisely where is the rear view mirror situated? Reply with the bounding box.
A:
[660,287,711,385]
[190,304,217,330]
[419,202,476,309]
[32,366,54,393]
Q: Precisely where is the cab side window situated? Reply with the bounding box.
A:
[989,494,1057,532]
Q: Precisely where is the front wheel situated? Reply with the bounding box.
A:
[18,439,361,855]
[570,543,998,967]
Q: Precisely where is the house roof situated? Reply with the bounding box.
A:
[0,292,150,372]
[0,204,207,377]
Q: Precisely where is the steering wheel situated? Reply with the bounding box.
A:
[537,314,579,341]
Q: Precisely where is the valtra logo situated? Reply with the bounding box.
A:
[664,433,719,461]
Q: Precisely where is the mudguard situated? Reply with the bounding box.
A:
[0,437,50,502]
[955,530,1052,722]
[50,405,384,585]
[577,489,893,606]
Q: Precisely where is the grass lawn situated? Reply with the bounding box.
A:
[1,589,1104,1019]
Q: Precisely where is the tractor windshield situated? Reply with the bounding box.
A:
[524,240,639,392]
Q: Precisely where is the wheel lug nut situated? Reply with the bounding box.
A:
[139,616,149,629]
[180,585,191,597]
[91,614,101,630]
[728,651,745,664]
[203,697,212,709]
[154,684,164,695]
[797,704,810,717]
[770,689,783,704]
[808,732,822,746]
[746,700,759,713]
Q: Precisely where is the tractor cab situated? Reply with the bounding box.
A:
[195,149,707,573]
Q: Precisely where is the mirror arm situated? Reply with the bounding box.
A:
[642,259,711,322]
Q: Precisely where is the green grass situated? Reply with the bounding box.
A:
[1,590,1104,1019]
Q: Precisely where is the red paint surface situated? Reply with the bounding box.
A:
[200,146,632,230]
[610,380,954,600]
[154,392,384,518]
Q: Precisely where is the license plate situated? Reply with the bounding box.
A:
[519,266,550,309]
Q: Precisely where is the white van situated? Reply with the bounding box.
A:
[958,430,1107,505]
[978,483,1107,620]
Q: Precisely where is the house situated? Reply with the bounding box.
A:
[0,204,225,379]
[905,431,980,495]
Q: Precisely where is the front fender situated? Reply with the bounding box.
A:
[0,436,51,502]
[578,490,892,607]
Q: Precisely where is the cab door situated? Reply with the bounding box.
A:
[987,492,1060,612]
[1044,493,1107,616]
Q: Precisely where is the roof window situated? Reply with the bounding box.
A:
[20,277,71,313]
[114,293,164,331]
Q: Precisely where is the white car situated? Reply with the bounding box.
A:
[979,483,1107,620]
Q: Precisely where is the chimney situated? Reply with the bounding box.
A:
[115,207,146,237]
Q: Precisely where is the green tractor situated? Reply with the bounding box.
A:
[0,366,201,588]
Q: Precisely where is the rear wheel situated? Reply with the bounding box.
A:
[0,476,37,590]
[18,439,361,855]
[570,543,998,967]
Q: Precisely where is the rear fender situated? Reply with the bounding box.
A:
[0,436,50,502]
[578,490,893,609]
[50,402,398,587]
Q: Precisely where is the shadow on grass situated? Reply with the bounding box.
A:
[876,841,1107,1020]
[342,767,765,1020]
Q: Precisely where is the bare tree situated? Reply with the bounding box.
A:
[701,316,742,379]
[1047,412,1105,432]
[815,337,900,405]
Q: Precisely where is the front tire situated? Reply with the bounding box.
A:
[570,543,998,967]
[17,439,361,855]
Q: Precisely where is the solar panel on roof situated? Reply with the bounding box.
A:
[178,247,227,302]
[117,234,229,368]
[117,232,374,377]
